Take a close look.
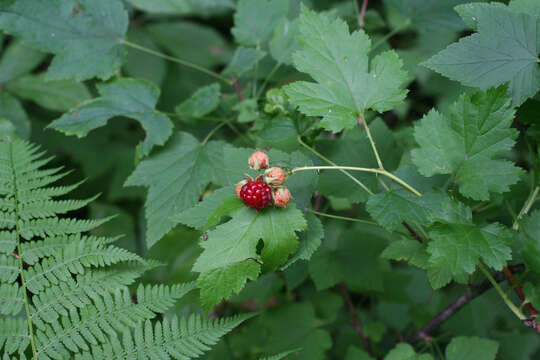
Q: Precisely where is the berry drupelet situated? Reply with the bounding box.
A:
[239,179,273,210]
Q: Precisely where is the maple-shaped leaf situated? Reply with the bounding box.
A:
[412,85,523,201]
[426,223,512,289]
[193,205,307,309]
[0,0,128,81]
[424,3,540,105]
[284,6,407,132]
[384,343,433,360]
[445,336,499,360]
[125,132,223,247]
[49,78,173,157]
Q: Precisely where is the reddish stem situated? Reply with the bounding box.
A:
[231,76,243,101]
[358,0,368,29]
[339,283,373,356]
[402,221,423,243]
[503,266,539,316]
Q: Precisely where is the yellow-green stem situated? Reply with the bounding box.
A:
[202,122,227,145]
[513,186,539,230]
[292,165,422,197]
[307,208,377,225]
[360,114,384,170]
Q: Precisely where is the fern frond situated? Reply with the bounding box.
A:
[24,241,141,294]
[18,216,114,240]
[0,255,18,283]
[75,313,255,360]
[0,283,23,316]
[35,283,196,359]
[0,231,16,255]
[16,170,72,193]
[0,212,15,230]
[29,262,160,328]
[17,180,85,204]
[0,318,29,355]
[21,234,117,265]
[18,194,100,220]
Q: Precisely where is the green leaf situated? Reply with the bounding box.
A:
[223,46,267,78]
[520,210,540,274]
[308,226,387,291]
[412,86,523,200]
[270,18,300,65]
[366,190,447,231]
[49,78,173,156]
[0,0,128,81]
[124,28,167,86]
[509,0,540,17]
[0,92,29,139]
[284,6,407,132]
[445,336,499,360]
[426,223,512,288]
[346,346,374,360]
[5,74,91,111]
[384,343,433,360]
[125,132,223,247]
[232,0,289,46]
[381,238,429,269]
[126,0,234,16]
[423,3,540,105]
[198,260,261,312]
[171,186,243,231]
[175,83,221,119]
[283,212,324,268]
[0,40,46,84]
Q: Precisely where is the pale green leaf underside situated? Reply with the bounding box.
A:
[49,78,173,157]
[284,6,407,132]
[0,0,128,81]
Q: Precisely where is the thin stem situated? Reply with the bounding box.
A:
[8,139,38,359]
[256,62,282,98]
[355,0,368,29]
[478,261,526,320]
[121,40,232,86]
[370,19,411,54]
[359,114,384,170]
[513,186,539,230]
[307,208,377,225]
[339,283,373,356]
[231,76,244,101]
[297,136,373,195]
[292,165,422,197]
[202,122,226,145]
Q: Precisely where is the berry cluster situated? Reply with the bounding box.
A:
[236,150,291,210]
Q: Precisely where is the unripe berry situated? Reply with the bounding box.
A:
[248,150,269,170]
[264,167,288,186]
[235,180,248,199]
[272,187,291,208]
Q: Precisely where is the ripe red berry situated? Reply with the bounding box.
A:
[239,179,273,210]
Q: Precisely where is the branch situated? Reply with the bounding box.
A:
[402,221,423,243]
[503,266,539,316]
[408,264,526,344]
[339,283,373,356]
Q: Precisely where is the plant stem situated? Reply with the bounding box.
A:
[370,19,411,53]
[354,0,368,29]
[202,122,226,145]
[339,283,373,356]
[121,39,232,86]
[292,165,422,197]
[256,62,282,98]
[307,208,377,225]
[513,186,539,230]
[503,266,539,316]
[230,76,244,100]
[478,261,526,320]
[8,139,38,359]
[297,136,373,195]
[359,114,384,170]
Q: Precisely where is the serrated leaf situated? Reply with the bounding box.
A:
[412,86,523,200]
[171,186,243,231]
[509,0,540,17]
[49,78,172,156]
[366,190,447,231]
[381,238,429,269]
[426,223,512,289]
[198,260,261,312]
[445,336,499,360]
[126,0,234,16]
[384,343,433,360]
[270,18,300,65]
[0,0,128,81]
[223,46,266,78]
[282,212,323,268]
[232,0,289,46]
[125,132,223,247]
[6,74,91,111]
[175,83,221,119]
[284,6,407,132]
[423,3,540,105]
[308,226,387,291]
[520,210,540,274]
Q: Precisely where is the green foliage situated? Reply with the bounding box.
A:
[1,0,540,358]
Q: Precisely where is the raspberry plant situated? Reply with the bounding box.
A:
[1,0,540,359]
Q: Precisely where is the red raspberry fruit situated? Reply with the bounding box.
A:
[240,179,273,210]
